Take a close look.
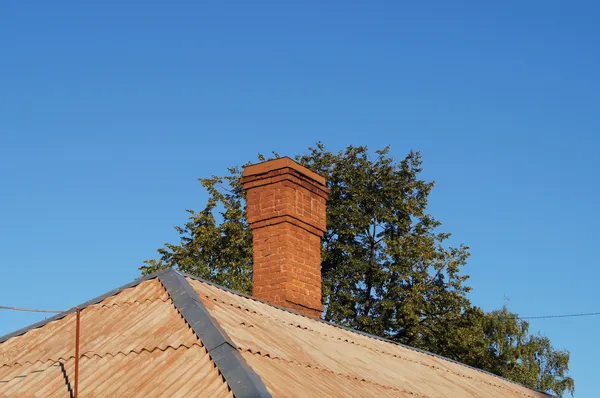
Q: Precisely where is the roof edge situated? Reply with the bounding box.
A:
[0,270,169,344]
[180,271,554,397]
[158,269,271,398]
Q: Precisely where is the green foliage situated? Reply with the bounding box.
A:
[449,307,575,397]
[141,164,253,294]
[295,145,471,349]
[141,143,574,397]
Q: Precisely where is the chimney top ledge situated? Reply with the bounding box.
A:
[242,157,326,186]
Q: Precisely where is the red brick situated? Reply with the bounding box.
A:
[243,158,328,317]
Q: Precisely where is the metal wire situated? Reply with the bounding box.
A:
[0,305,64,313]
[1,303,599,319]
[519,312,600,320]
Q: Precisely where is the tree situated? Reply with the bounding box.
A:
[449,307,575,396]
[141,143,574,397]
[142,163,253,294]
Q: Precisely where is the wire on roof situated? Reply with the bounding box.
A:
[0,305,64,313]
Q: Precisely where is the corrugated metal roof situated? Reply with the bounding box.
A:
[0,270,551,397]
[0,345,231,397]
[0,278,232,397]
[187,277,549,398]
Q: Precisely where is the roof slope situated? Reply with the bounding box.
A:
[0,273,234,397]
[185,274,550,398]
[0,270,550,398]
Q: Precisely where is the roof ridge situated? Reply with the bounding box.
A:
[157,270,271,398]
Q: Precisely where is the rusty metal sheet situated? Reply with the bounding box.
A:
[0,345,232,397]
[0,280,196,367]
[242,351,410,398]
[188,278,548,398]
[0,279,232,397]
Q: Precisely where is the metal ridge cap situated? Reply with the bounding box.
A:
[158,269,271,398]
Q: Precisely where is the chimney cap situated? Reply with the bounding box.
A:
[243,156,326,187]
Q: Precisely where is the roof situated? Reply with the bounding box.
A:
[0,269,550,397]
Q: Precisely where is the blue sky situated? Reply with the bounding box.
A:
[1,1,598,396]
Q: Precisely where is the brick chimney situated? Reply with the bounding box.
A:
[241,157,329,317]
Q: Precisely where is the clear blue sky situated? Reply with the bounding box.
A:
[1,1,598,396]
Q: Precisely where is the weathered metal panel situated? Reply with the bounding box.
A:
[188,277,549,398]
[0,278,231,397]
[0,345,232,397]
